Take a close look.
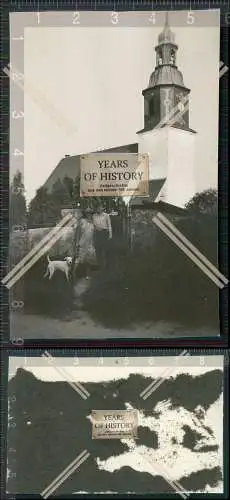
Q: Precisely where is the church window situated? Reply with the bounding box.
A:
[157,50,163,66]
[170,50,175,65]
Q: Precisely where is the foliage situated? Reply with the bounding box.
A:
[27,176,81,228]
[27,174,126,227]
[52,176,81,209]
[9,171,27,230]
[83,210,219,330]
[27,186,59,228]
[12,187,219,330]
[185,189,218,215]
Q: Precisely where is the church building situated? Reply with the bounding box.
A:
[43,13,197,210]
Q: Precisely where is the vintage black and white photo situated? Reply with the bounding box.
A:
[7,353,225,495]
[7,10,223,339]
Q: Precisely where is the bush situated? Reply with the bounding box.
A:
[9,212,219,329]
[83,213,219,329]
[21,255,74,317]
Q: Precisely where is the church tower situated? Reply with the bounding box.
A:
[137,12,197,208]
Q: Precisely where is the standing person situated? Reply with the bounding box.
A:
[93,204,112,267]
[77,208,96,279]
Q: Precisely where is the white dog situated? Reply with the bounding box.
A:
[44,255,73,281]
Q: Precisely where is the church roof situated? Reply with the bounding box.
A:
[42,143,166,208]
[148,65,184,88]
[43,143,138,192]
[157,12,176,45]
[131,200,187,216]
[130,178,166,206]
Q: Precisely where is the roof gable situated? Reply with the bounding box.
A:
[43,143,138,192]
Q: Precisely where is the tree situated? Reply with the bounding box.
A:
[27,174,127,228]
[62,176,75,205]
[27,187,59,228]
[72,177,81,208]
[9,171,27,230]
[27,176,82,227]
[51,178,66,208]
[185,189,218,215]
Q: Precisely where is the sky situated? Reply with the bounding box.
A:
[10,10,220,202]
[8,355,224,381]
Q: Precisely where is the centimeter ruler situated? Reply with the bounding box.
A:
[4,0,230,9]
[6,346,229,362]
[0,5,229,500]
[6,348,229,403]
[4,0,230,7]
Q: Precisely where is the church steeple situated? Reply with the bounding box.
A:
[158,12,175,44]
[155,12,178,68]
[137,12,197,209]
[137,12,194,134]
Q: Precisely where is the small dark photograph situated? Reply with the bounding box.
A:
[7,9,223,339]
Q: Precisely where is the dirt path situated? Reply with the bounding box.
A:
[10,311,218,340]
[9,277,218,340]
[72,277,91,309]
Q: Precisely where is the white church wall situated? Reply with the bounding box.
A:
[165,127,196,207]
[138,127,168,181]
[138,125,196,208]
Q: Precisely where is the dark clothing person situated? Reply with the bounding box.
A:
[94,229,110,267]
[93,210,112,267]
